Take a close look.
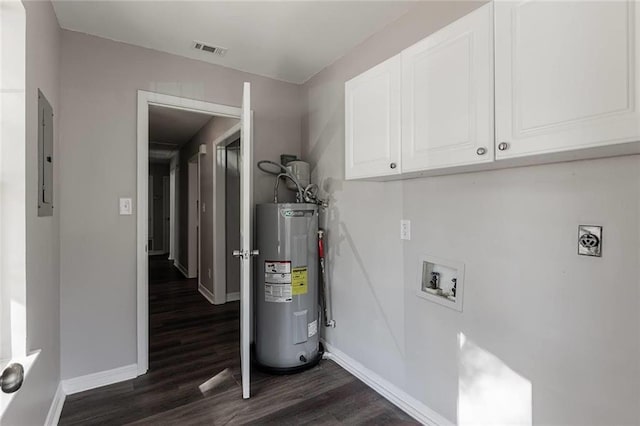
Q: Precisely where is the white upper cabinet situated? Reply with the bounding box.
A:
[345,1,640,180]
[495,0,640,159]
[345,55,402,180]
[402,3,494,172]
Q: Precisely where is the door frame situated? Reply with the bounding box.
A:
[162,176,170,253]
[187,153,200,279]
[147,175,154,252]
[136,90,241,375]
[212,123,241,305]
[169,155,179,262]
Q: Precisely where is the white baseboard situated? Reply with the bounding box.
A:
[62,364,138,396]
[44,382,66,426]
[198,283,215,304]
[322,341,452,426]
[226,292,240,302]
[174,261,189,278]
[148,250,167,256]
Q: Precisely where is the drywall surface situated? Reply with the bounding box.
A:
[301,2,640,424]
[2,1,62,424]
[59,30,301,379]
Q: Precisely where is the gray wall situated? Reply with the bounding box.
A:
[59,30,301,379]
[3,1,62,424]
[149,163,169,252]
[302,2,640,424]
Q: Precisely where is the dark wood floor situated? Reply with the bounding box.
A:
[59,255,416,425]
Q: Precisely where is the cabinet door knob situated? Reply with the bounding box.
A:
[498,142,509,151]
[476,147,487,156]
[389,162,397,169]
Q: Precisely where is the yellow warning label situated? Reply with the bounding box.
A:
[292,267,308,296]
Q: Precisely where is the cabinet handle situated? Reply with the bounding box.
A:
[498,142,509,151]
[476,147,487,156]
[389,162,397,169]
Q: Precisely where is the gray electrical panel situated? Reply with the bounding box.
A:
[38,89,53,217]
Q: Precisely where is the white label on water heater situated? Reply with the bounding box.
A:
[264,283,292,303]
[265,260,291,274]
[264,273,291,284]
[265,261,293,302]
[308,320,318,337]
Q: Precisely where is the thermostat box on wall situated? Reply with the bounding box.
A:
[416,254,465,312]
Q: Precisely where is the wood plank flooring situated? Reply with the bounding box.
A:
[59,255,417,425]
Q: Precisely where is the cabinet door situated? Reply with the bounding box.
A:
[345,55,401,180]
[495,0,640,159]
[401,3,494,172]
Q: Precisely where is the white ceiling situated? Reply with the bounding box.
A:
[148,104,215,161]
[51,1,415,84]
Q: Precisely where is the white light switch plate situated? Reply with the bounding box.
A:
[119,198,132,215]
[400,219,411,240]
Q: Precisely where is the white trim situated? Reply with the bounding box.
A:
[322,341,453,426]
[148,175,154,250]
[239,82,253,399]
[187,155,200,279]
[162,175,170,253]
[137,90,242,377]
[168,160,177,261]
[0,0,27,372]
[44,382,66,426]
[213,122,242,147]
[174,261,190,278]
[213,122,241,305]
[62,364,138,396]
[226,292,240,302]
[198,283,215,304]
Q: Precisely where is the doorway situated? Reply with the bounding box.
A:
[211,125,242,305]
[137,90,247,383]
[225,140,241,302]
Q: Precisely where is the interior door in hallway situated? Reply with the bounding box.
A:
[162,176,170,253]
[237,82,254,399]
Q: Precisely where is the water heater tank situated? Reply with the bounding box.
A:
[255,202,319,372]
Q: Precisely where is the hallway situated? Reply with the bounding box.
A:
[58,256,416,425]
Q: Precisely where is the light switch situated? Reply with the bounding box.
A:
[119,198,132,215]
[400,219,411,240]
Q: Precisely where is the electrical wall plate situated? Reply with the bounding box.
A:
[578,225,602,257]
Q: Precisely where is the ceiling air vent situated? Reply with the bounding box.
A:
[193,41,227,56]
